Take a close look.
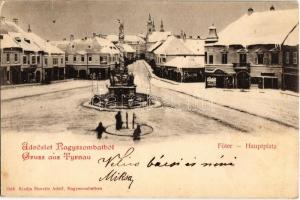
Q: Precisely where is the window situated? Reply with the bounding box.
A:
[66,56,68,62]
[221,53,227,64]
[23,56,27,64]
[14,54,18,62]
[73,56,76,62]
[53,58,58,65]
[285,52,290,64]
[32,56,36,64]
[6,53,10,63]
[263,54,270,65]
[293,52,298,64]
[61,58,64,64]
[271,53,279,64]
[239,53,247,64]
[209,55,213,64]
[100,56,107,64]
[37,56,40,64]
[257,53,264,64]
[81,56,85,62]
[88,56,92,62]
[205,52,207,64]
[162,57,166,63]
[45,58,48,65]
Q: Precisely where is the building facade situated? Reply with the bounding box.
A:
[0,18,65,85]
[52,35,120,80]
[204,7,299,90]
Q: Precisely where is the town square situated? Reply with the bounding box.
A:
[0,0,299,198]
[1,0,298,140]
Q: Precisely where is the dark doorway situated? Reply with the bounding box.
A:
[237,71,250,89]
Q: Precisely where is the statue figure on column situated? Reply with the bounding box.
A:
[118,19,125,44]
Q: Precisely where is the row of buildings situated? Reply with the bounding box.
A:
[0,17,65,85]
[0,7,299,92]
[144,8,299,92]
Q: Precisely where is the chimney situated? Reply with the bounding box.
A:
[248,7,254,16]
[70,34,74,41]
[197,36,201,39]
[270,5,275,11]
[0,16,5,23]
[180,30,184,39]
[183,32,186,40]
[28,24,32,32]
[92,32,96,38]
[13,18,18,25]
[205,24,218,44]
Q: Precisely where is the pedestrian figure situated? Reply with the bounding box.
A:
[115,111,123,130]
[95,122,105,139]
[133,125,141,141]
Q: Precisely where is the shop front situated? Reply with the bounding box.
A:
[205,68,236,88]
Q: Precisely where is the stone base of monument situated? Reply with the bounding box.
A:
[104,123,153,137]
[91,92,155,109]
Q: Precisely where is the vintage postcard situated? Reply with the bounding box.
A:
[0,0,299,198]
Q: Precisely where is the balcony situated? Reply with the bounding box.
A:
[233,62,250,69]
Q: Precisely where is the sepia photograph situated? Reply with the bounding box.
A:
[0,0,299,198]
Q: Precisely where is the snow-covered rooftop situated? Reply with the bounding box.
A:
[217,9,299,46]
[8,32,41,52]
[154,35,193,55]
[63,37,120,55]
[122,43,136,53]
[164,56,204,69]
[27,32,64,54]
[147,41,163,52]
[1,34,20,49]
[1,19,64,54]
[148,31,172,43]
[181,38,205,55]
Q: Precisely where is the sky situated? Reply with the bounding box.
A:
[2,0,298,41]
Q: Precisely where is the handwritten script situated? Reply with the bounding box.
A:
[97,147,237,189]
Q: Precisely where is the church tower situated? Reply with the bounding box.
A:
[147,14,153,35]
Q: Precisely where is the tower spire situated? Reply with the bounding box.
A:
[152,19,155,31]
[160,19,164,32]
[28,24,32,32]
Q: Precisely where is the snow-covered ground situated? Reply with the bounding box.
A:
[137,60,298,129]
